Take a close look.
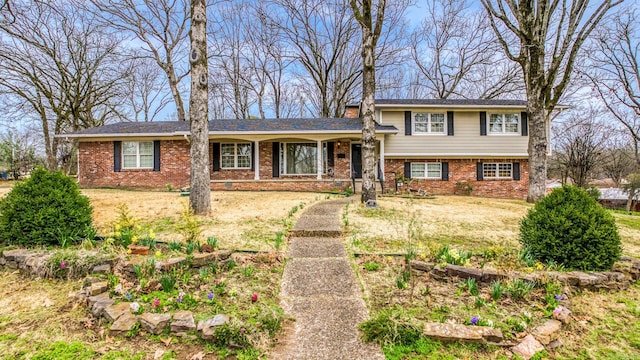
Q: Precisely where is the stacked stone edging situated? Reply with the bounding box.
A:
[409,259,640,291]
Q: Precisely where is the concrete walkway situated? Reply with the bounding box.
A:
[273,198,384,360]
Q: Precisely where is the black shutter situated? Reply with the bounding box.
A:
[272,142,280,178]
[153,140,161,171]
[480,112,487,136]
[327,142,335,167]
[212,142,220,171]
[513,162,521,180]
[250,142,255,171]
[404,162,411,179]
[442,162,449,181]
[521,112,528,136]
[113,141,121,172]
[477,162,484,180]
[404,111,412,136]
[447,111,454,136]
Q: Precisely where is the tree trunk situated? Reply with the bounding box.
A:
[527,98,548,203]
[360,27,377,204]
[167,66,187,121]
[189,0,211,215]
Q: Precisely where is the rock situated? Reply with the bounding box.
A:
[139,313,171,335]
[88,292,111,308]
[93,264,111,274]
[157,257,186,272]
[0,256,5,266]
[216,250,232,261]
[531,319,562,345]
[89,281,109,296]
[192,253,217,267]
[552,307,572,325]
[91,298,115,318]
[103,302,132,322]
[445,264,483,281]
[423,323,503,344]
[429,265,448,279]
[481,269,508,283]
[546,339,563,350]
[5,261,17,270]
[573,272,601,287]
[109,313,138,336]
[410,260,435,273]
[199,244,215,253]
[511,334,545,360]
[197,314,229,340]
[3,248,30,262]
[171,311,196,333]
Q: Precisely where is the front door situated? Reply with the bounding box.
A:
[351,144,362,179]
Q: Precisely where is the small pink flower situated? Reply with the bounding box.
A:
[153,298,160,308]
[60,261,66,269]
[552,306,563,317]
[251,293,258,302]
[240,328,246,333]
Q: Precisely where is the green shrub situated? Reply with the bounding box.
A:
[519,185,621,271]
[359,307,423,346]
[0,168,93,246]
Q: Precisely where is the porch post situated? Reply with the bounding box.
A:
[254,140,260,180]
[317,140,322,180]
[379,137,385,181]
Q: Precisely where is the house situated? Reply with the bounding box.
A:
[62,99,537,199]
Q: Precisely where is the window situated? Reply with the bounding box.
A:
[483,163,513,179]
[220,143,251,169]
[281,143,328,175]
[414,113,445,134]
[489,113,519,134]
[411,162,442,179]
[122,141,153,169]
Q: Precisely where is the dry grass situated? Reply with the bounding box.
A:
[347,195,640,258]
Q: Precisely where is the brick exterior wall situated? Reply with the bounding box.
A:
[383,158,529,199]
[78,140,191,188]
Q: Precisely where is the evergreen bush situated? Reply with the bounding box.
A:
[520,185,621,271]
[0,167,93,246]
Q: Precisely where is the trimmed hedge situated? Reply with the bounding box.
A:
[520,185,621,271]
[0,168,93,246]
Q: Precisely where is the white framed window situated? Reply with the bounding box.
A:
[411,162,442,179]
[414,112,446,134]
[122,141,153,169]
[483,162,513,179]
[220,143,251,169]
[280,142,328,175]
[489,113,519,134]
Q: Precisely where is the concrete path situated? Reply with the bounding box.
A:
[273,198,384,360]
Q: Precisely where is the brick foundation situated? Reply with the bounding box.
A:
[383,158,529,199]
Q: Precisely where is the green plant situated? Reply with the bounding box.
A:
[227,258,236,270]
[359,307,423,346]
[474,297,486,308]
[437,245,472,266]
[462,278,479,296]
[242,265,255,277]
[490,280,504,301]
[364,262,380,271]
[505,278,535,301]
[206,236,219,249]
[0,168,93,246]
[257,305,285,337]
[185,241,197,255]
[520,185,622,271]
[159,275,176,292]
[166,184,173,192]
[454,181,473,195]
[274,232,284,250]
[168,241,182,251]
[133,264,143,279]
[175,203,203,244]
[126,321,141,338]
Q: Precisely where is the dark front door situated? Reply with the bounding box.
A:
[351,144,362,179]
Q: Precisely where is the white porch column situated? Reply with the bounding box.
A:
[254,140,260,180]
[317,140,322,180]
[379,137,385,180]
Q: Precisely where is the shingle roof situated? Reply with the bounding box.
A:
[62,118,398,137]
[373,99,528,106]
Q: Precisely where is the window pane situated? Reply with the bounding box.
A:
[221,144,235,156]
[237,156,250,168]
[426,163,441,178]
[430,114,445,133]
[414,113,428,133]
[139,154,153,168]
[498,163,512,177]
[139,142,153,155]
[504,114,519,133]
[122,142,137,155]
[123,154,137,168]
[221,156,235,168]
[411,163,425,178]
[286,143,316,174]
[489,114,503,133]
[483,163,497,178]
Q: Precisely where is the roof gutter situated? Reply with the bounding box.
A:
[58,128,399,139]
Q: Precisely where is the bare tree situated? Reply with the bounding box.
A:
[351,0,386,204]
[89,0,190,121]
[126,56,172,122]
[481,0,622,202]
[410,0,521,99]
[0,1,129,170]
[552,109,611,187]
[601,137,636,187]
[189,0,210,214]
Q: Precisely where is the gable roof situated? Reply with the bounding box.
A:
[61,118,398,138]
[374,99,528,107]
